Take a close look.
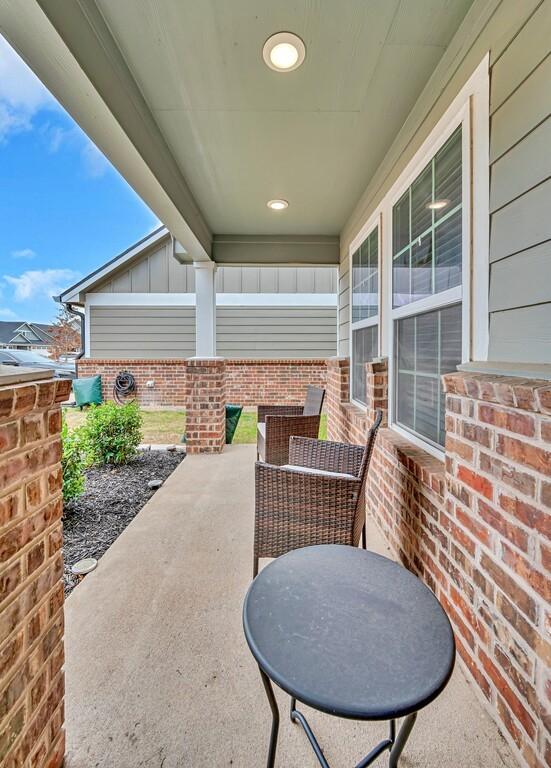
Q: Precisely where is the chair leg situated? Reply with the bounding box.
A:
[253,556,259,578]
[362,524,366,549]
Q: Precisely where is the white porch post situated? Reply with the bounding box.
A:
[194,261,217,357]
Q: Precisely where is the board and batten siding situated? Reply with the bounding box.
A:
[338,0,551,364]
[216,306,337,359]
[89,306,196,359]
[95,235,337,295]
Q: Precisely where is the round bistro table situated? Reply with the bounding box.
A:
[243,545,455,768]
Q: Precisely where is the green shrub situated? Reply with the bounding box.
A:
[61,418,86,502]
[82,401,143,466]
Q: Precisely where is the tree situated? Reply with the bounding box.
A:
[49,306,81,360]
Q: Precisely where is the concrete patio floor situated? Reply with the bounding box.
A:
[64,445,516,768]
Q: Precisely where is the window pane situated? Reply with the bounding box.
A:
[394,304,462,448]
[392,248,410,308]
[411,163,432,241]
[351,247,360,323]
[435,127,462,218]
[392,125,462,307]
[393,191,410,254]
[435,208,462,293]
[411,232,432,302]
[352,325,378,405]
[352,226,378,322]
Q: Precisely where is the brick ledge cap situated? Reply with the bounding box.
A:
[378,427,445,498]
[443,371,551,414]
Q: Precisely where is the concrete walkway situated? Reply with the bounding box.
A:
[64,445,516,768]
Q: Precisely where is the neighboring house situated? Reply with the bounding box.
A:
[58,226,338,360]
[0,321,54,352]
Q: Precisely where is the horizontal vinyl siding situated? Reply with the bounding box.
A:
[90,306,195,359]
[488,1,551,363]
[216,307,337,359]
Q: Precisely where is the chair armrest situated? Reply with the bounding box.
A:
[257,404,303,423]
[255,461,360,508]
[288,437,364,476]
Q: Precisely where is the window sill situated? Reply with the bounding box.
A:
[377,427,446,499]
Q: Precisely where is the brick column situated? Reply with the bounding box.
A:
[184,358,226,454]
[326,357,387,443]
[0,372,71,768]
[365,359,388,427]
[442,371,550,768]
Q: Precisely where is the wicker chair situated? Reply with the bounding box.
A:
[253,410,383,577]
[256,385,325,466]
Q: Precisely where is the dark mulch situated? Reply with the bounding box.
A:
[63,450,184,594]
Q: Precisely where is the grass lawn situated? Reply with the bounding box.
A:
[63,407,327,445]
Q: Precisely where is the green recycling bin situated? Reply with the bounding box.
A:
[225,404,243,444]
[72,375,103,408]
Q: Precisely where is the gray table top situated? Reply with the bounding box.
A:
[243,545,455,720]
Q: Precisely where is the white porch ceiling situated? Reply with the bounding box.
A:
[0,0,474,260]
[96,0,473,236]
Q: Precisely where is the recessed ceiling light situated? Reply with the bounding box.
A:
[263,32,306,72]
[427,199,450,210]
[267,199,288,211]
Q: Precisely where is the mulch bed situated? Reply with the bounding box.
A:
[63,450,185,595]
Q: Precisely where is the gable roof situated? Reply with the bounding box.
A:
[58,226,168,304]
[0,321,54,345]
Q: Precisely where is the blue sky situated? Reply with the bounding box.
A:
[0,35,160,324]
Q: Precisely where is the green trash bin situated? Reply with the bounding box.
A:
[225,404,243,444]
[72,375,103,408]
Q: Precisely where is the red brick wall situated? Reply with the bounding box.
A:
[0,375,71,768]
[443,371,550,768]
[326,357,551,768]
[225,359,327,406]
[77,359,186,407]
[77,358,327,408]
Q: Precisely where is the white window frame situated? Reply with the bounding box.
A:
[348,56,489,459]
[348,210,382,408]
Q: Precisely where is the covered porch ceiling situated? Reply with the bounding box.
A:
[1,0,474,263]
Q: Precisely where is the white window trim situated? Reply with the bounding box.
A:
[349,211,382,408]
[347,55,489,459]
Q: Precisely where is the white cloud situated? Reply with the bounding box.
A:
[11,248,36,260]
[81,140,109,178]
[0,36,57,141]
[3,269,81,302]
[0,307,17,319]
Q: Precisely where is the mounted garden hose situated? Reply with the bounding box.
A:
[113,371,137,404]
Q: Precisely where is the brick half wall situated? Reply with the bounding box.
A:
[326,357,551,768]
[0,375,71,768]
[76,358,327,408]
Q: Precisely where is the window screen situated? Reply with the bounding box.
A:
[394,304,462,448]
[352,325,378,406]
[392,127,462,308]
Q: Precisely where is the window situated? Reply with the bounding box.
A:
[394,304,462,448]
[391,126,463,449]
[350,224,379,405]
[392,127,462,308]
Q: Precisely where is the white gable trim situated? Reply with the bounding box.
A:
[60,227,169,303]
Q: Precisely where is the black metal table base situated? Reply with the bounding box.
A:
[259,669,417,768]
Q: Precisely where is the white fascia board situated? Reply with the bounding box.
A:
[85,292,337,307]
[61,228,169,303]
